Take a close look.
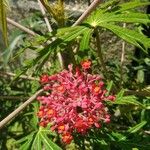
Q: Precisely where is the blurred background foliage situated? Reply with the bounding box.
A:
[0,0,150,149]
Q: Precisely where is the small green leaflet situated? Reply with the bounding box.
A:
[100,23,150,53]
[80,28,93,51]
[128,121,147,133]
[114,95,145,108]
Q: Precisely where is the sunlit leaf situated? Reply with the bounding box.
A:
[99,23,150,52]
[111,132,126,141]
[85,0,150,53]
[40,131,62,150]
[59,26,88,42]
[116,90,125,99]
[106,80,113,96]
[98,13,150,25]
[80,28,93,51]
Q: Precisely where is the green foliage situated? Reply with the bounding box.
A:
[86,0,150,51]
[1,0,150,149]
[128,121,147,133]
[15,0,150,75]
[17,127,62,150]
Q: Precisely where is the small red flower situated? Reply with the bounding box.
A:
[58,124,65,133]
[93,86,101,93]
[47,109,54,115]
[56,85,65,93]
[46,109,55,119]
[88,117,95,125]
[37,110,44,118]
[107,95,115,101]
[75,119,89,133]
[81,60,91,70]
[39,121,47,127]
[62,133,73,144]
[40,74,49,84]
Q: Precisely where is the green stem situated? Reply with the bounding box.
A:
[95,28,108,75]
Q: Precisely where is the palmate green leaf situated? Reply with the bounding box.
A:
[0,0,9,46]
[99,23,150,52]
[31,127,62,150]
[84,0,150,53]
[40,131,62,150]
[18,127,61,150]
[86,0,120,23]
[128,121,147,133]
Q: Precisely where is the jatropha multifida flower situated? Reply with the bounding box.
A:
[37,60,115,144]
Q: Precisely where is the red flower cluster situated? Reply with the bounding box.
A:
[37,61,115,144]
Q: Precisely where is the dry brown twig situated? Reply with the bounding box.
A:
[0,71,39,81]
[38,0,64,69]
[120,23,126,85]
[7,18,37,36]
[0,95,29,100]
[0,89,44,129]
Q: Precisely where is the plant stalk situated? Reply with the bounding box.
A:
[38,0,53,32]
[6,18,36,36]
[95,28,108,74]
[0,71,39,81]
[38,0,64,69]
[120,23,126,85]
